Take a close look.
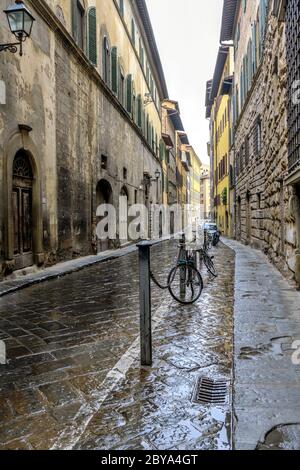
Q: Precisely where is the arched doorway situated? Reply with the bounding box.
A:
[96,179,113,252]
[12,150,34,270]
[120,186,129,245]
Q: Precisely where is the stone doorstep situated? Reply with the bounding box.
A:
[0,244,138,299]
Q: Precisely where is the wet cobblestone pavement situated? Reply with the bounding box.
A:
[0,241,235,450]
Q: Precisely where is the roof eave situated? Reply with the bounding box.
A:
[135,0,169,100]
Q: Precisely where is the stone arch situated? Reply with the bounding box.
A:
[96,178,113,206]
[2,129,43,272]
[96,179,113,252]
[119,185,129,244]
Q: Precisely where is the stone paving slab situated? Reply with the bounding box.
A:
[0,244,138,298]
[0,241,235,450]
[223,239,300,451]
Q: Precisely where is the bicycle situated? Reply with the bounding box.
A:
[197,245,218,278]
[167,248,204,305]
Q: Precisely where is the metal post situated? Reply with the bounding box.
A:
[137,241,153,366]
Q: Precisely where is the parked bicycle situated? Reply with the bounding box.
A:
[197,245,218,278]
[150,233,217,305]
[167,246,204,305]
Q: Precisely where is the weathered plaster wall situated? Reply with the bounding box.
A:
[0,0,57,276]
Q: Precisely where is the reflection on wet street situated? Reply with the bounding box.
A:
[0,241,235,450]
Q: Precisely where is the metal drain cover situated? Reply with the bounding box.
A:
[193,376,229,405]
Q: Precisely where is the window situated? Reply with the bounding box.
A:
[126,75,133,114]
[132,84,136,123]
[245,135,250,167]
[253,118,262,156]
[87,7,97,65]
[118,0,124,17]
[123,167,127,180]
[131,19,136,46]
[137,95,142,128]
[72,0,85,49]
[119,67,125,105]
[111,47,118,95]
[101,154,108,170]
[139,39,144,68]
[102,37,110,85]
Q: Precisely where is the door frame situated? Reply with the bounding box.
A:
[3,129,43,269]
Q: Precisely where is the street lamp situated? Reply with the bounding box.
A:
[1,1,35,56]
[154,169,161,181]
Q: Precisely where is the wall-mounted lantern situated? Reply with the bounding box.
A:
[0,1,35,56]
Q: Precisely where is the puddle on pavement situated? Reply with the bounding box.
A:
[239,336,293,360]
[257,424,300,450]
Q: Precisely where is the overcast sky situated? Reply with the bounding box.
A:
[146,0,223,164]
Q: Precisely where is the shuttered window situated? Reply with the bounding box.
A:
[126,75,132,114]
[111,47,118,94]
[119,0,124,17]
[131,19,136,46]
[119,68,125,105]
[87,7,97,65]
[139,39,144,68]
[102,37,111,86]
[137,95,142,128]
[72,0,85,49]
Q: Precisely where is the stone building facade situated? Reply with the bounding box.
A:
[209,0,300,284]
[0,0,169,278]
[200,164,211,220]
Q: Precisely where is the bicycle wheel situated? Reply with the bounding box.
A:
[204,253,218,277]
[167,264,203,305]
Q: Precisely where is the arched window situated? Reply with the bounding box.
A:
[87,7,97,65]
[102,37,110,86]
[111,47,118,95]
[71,0,85,49]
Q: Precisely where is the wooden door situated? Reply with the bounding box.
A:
[12,152,34,270]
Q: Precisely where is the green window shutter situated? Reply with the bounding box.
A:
[119,0,124,17]
[139,39,144,67]
[111,47,118,94]
[102,37,110,84]
[72,1,78,42]
[137,95,142,128]
[87,7,97,65]
[131,19,135,46]
[126,75,132,114]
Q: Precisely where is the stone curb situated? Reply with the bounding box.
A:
[0,237,172,299]
[0,245,138,299]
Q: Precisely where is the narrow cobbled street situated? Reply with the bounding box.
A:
[0,241,235,450]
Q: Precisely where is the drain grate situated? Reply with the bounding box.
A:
[193,376,229,405]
